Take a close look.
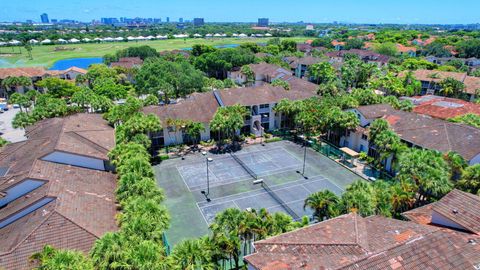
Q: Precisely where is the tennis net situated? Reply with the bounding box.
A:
[230,152,258,180]
[262,182,301,221]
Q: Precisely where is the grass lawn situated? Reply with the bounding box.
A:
[0,37,309,68]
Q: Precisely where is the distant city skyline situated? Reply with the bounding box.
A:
[1,0,480,24]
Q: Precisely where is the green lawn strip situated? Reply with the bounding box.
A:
[0,37,308,68]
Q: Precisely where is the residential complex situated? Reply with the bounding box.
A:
[245,189,480,270]
[0,67,87,97]
[143,84,315,146]
[340,104,480,171]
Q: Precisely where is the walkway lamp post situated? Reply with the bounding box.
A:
[296,135,312,179]
[201,151,213,202]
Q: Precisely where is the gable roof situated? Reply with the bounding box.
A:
[325,49,390,64]
[356,104,480,161]
[0,114,117,269]
[0,67,49,79]
[432,189,480,234]
[245,213,480,270]
[396,43,417,53]
[247,63,318,93]
[403,190,480,235]
[143,92,220,124]
[143,84,316,125]
[404,69,480,95]
[408,96,480,119]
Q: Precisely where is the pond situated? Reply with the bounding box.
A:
[49,57,103,70]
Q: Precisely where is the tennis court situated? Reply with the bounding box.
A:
[177,147,302,191]
[154,140,362,245]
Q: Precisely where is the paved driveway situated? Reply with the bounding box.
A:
[0,108,26,143]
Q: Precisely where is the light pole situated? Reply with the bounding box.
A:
[296,135,312,179]
[261,124,265,146]
[201,151,213,202]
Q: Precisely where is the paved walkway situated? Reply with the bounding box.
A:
[0,108,26,143]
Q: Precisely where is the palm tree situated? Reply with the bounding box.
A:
[397,148,453,205]
[31,245,94,270]
[90,232,128,270]
[71,88,94,112]
[120,196,171,242]
[390,180,416,216]
[456,164,480,195]
[304,190,340,222]
[1,76,32,99]
[172,238,214,270]
[341,181,377,217]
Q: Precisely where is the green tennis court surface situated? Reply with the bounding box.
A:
[154,140,362,245]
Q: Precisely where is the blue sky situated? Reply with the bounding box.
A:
[2,0,479,24]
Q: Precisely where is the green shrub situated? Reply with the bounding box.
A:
[265,137,282,143]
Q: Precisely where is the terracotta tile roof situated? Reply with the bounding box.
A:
[403,69,480,95]
[63,66,88,74]
[219,84,315,107]
[404,190,480,236]
[110,57,144,69]
[410,96,480,119]
[249,63,293,79]
[401,203,434,225]
[143,84,316,125]
[325,49,390,64]
[431,189,480,235]
[246,213,480,270]
[332,40,346,46]
[463,76,480,94]
[356,104,395,119]
[0,67,49,79]
[396,44,417,53]
[0,113,117,270]
[356,104,480,161]
[143,92,220,124]
[247,63,318,93]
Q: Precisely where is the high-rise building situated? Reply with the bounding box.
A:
[193,18,204,27]
[179,18,183,23]
[258,18,269,27]
[40,13,49,23]
[166,17,170,23]
[101,18,119,25]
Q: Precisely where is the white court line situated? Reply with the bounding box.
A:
[191,167,304,192]
[196,202,210,226]
[175,164,193,192]
[197,175,328,209]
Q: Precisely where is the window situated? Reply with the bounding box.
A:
[0,179,46,209]
[259,104,269,109]
[0,197,55,229]
[361,134,368,141]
